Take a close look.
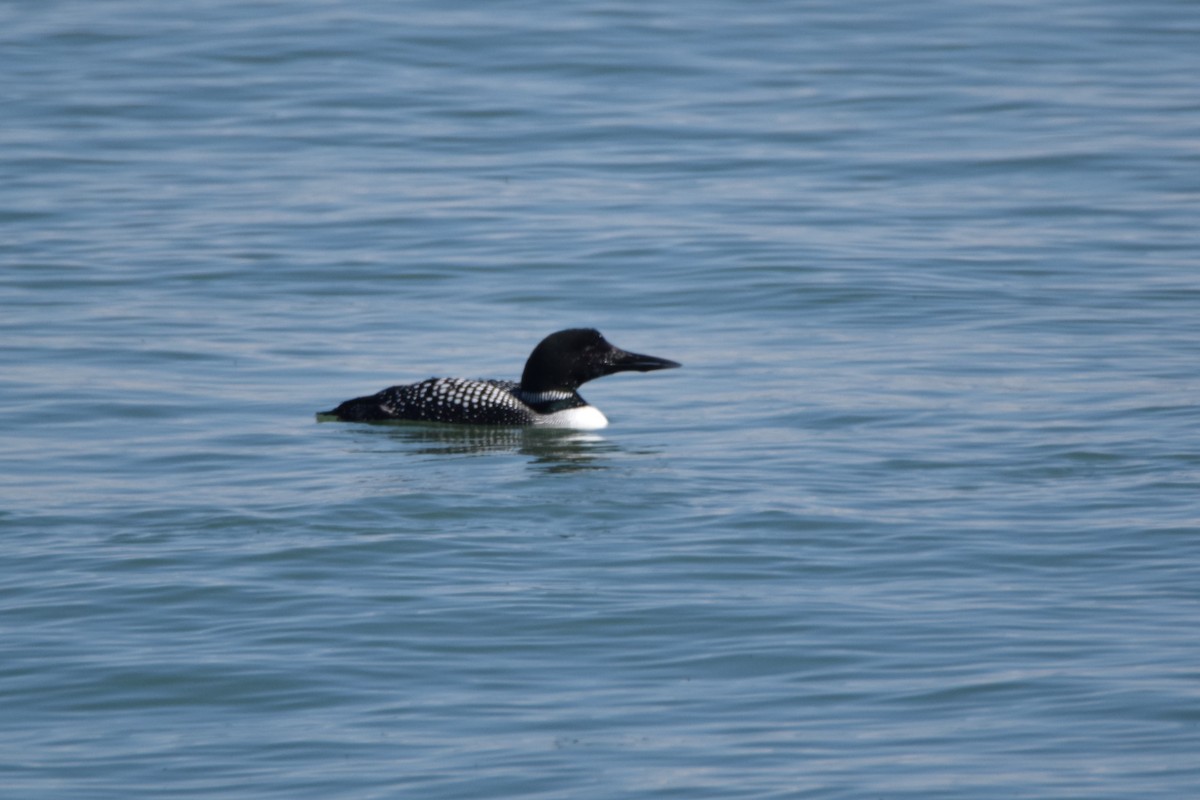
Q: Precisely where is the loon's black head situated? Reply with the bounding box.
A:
[519,328,681,393]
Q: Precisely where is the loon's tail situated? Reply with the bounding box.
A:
[316,394,386,422]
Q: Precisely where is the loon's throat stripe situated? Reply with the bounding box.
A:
[519,389,575,405]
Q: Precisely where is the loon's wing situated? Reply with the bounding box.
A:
[323,377,536,425]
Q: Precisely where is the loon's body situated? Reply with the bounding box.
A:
[318,329,680,430]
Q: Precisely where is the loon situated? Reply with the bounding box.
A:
[318,328,680,430]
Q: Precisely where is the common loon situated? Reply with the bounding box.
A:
[318,328,680,430]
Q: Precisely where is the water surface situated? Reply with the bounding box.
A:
[3,1,1199,797]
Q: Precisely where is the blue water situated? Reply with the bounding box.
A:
[3,1,1199,797]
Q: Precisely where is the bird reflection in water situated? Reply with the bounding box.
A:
[379,423,618,473]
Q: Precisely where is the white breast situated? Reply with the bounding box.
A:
[535,405,609,430]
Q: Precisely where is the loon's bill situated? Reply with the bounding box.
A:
[318,328,680,430]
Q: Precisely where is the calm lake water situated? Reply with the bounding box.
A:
[3,1,1199,797]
